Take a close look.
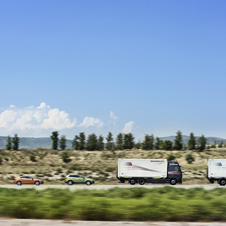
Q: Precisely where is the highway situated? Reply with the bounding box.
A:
[0,219,225,226]
[0,184,225,190]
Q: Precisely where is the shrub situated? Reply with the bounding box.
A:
[56,168,62,173]
[167,154,176,161]
[185,153,195,164]
[0,155,2,165]
[61,151,69,163]
[30,154,36,162]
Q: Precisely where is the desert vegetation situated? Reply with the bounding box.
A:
[0,147,226,184]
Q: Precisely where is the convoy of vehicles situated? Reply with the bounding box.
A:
[117,159,182,185]
[14,176,44,186]
[207,159,226,186]
[13,158,226,186]
[65,174,95,186]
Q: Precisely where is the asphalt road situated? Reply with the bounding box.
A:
[0,184,224,190]
[0,219,225,226]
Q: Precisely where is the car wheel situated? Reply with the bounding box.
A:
[139,178,145,185]
[129,178,136,185]
[35,181,40,186]
[86,181,91,186]
[17,181,22,186]
[68,180,73,186]
[170,178,177,185]
[220,179,226,186]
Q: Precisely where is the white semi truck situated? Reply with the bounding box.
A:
[117,159,182,185]
[207,159,226,186]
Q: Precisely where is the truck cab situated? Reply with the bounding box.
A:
[167,161,182,185]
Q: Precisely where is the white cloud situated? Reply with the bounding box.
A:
[79,117,103,128]
[0,102,76,132]
[110,111,118,121]
[10,105,15,108]
[122,121,135,133]
[41,108,76,130]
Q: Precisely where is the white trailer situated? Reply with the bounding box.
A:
[117,159,182,185]
[207,159,226,186]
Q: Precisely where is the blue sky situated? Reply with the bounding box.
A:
[0,1,226,141]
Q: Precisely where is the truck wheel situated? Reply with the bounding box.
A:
[170,178,177,185]
[220,179,226,186]
[139,178,145,185]
[209,179,214,184]
[129,178,136,185]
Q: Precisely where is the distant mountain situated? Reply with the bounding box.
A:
[159,135,226,145]
[0,135,225,149]
[0,136,72,149]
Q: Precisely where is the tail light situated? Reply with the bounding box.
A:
[65,176,67,179]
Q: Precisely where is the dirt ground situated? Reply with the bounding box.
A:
[0,148,225,185]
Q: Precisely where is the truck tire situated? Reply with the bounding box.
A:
[170,178,177,185]
[129,178,136,185]
[138,178,145,185]
[220,179,226,186]
[209,179,214,184]
[120,178,125,183]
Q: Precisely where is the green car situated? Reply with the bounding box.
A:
[65,174,95,186]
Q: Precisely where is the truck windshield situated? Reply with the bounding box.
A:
[168,165,179,171]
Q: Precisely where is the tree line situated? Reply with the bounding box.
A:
[5,131,224,151]
[5,134,20,150]
[50,130,221,152]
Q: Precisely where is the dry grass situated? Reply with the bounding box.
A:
[0,148,226,184]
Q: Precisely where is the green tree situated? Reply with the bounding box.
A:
[51,131,59,150]
[187,132,196,150]
[72,135,80,150]
[174,130,183,150]
[97,135,104,150]
[61,151,69,163]
[155,137,160,150]
[123,133,134,149]
[142,134,154,150]
[159,139,165,150]
[79,132,86,150]
[164,140,173,150]
[135,141,142,149]
[116,133,123,150]
[6,135,12,150]
[12,134,19,150]
[86,133,98,151]
[218,141,224,148]
[106,132,114,150]
[59,135,67,150]
[199,135,207,152]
